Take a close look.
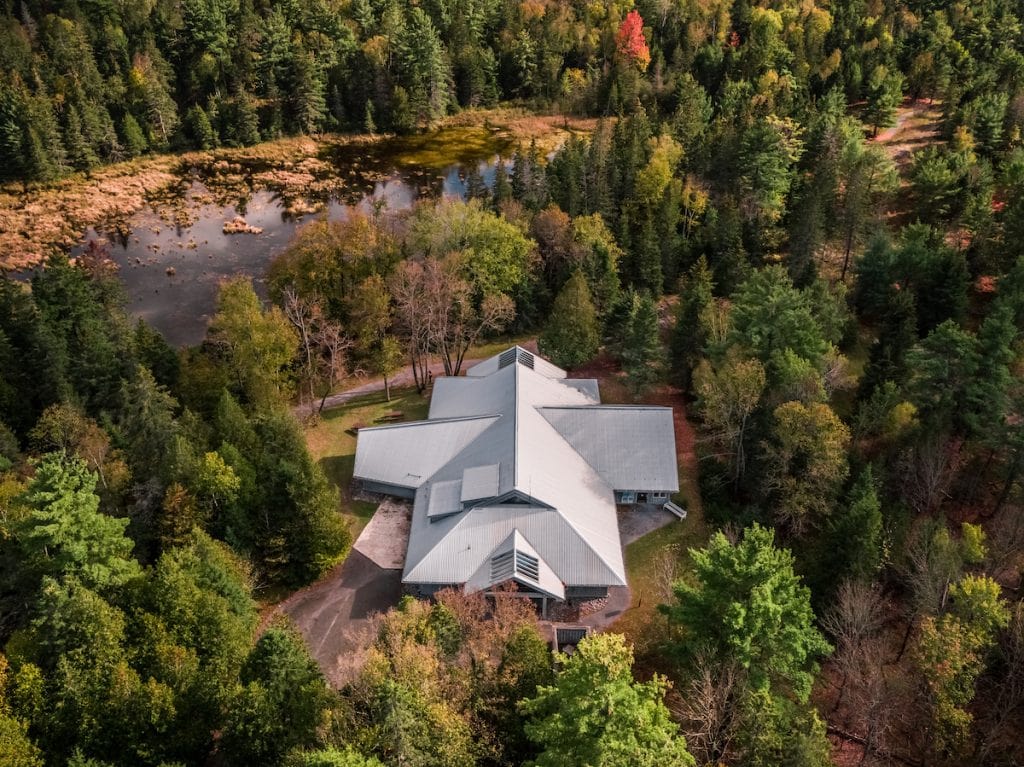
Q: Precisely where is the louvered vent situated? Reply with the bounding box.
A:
[515,551,540,582]
[517,349,535,368]
[498,348,517,369]
[490,550,515,581]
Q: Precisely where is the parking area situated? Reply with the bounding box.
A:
[282,500,410,686]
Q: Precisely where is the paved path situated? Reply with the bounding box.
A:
[293,357,476,418]
[293,340,541,417]
[279,549,403,687]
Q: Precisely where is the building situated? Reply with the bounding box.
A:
[352,346,678,613]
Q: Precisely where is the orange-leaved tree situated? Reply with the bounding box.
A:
[616,10,650,71]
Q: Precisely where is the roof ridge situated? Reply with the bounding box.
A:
[539,404,673,411]
[358,413,500,433]
[515,401,625,585]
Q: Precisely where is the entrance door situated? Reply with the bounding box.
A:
[638,492,648,503]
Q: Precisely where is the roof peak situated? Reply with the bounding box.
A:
[466,345,567,380]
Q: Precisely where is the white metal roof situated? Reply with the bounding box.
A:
[540,406,680,492]
[353,346,679,591]
[352,415,498,489]
[426,479,463,519]
[461,464,500,502]
[464,530,565,600]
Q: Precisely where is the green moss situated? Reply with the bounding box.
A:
[388,127,512,169]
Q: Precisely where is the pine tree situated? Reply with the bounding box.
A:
[119,114,147,157]
[22,452,141,590]
[539,271,600,369]
[521,634,696,767]
[492,159,512,207]
[864,65,903,136]
[185,105,217,149]
[231,89,261,146]
[464,165,488,201]
[62,105,98,172]
[671,255,715,392]
[662,523,832,701]
[620,291,662,394]
[363,100,376,134]
[813,466,884,598]
[289,47,326,135]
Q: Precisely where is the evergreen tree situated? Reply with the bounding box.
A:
[62,105,98,172]
[289,47,327,135]
[826,466,884,587]
[521,633,696,767]
[223,625,334,765]
[859,288,918,399]
[119,114,147,157]
[21,453,141,591]
[184,105,217,149]
[662,524,832,701]
[671,255,714,392]
[863,65,902,136]
[539,271,600,370]
[619,291,662,394]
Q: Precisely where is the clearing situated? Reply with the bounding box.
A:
[284,342,706,681]
[872,98,945,226]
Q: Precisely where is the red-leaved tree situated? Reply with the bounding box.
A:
[616,10,650,71]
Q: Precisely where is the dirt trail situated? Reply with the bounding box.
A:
[872,99,944,171]
[867,98,944,228]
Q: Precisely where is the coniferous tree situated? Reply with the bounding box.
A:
[21,453,141,591]
[521,633,696,767]
[539,271,600,370]
[672,256,715,393]
[619,291,662,394]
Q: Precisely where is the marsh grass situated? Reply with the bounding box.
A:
[0,108,596,271]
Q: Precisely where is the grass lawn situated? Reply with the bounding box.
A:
[613,502,709,658]
[305,385,429,540]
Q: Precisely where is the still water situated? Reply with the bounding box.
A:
[66,129,512,346]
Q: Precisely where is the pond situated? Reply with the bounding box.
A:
[66,127,515,347]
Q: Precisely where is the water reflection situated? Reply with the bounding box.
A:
[70,151,508,347]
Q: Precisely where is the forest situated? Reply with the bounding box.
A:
[2,0,1024,765]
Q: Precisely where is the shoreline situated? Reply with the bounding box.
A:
[0,108,596,272]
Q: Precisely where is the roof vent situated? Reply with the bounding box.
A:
[515,551,540,582]
[498,347,535,370]
[490,550,515,581]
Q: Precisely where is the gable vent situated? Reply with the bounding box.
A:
[490,550,515,581]
[498,348,517,369]
[518,349,535,368]
[515,551,540,581]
